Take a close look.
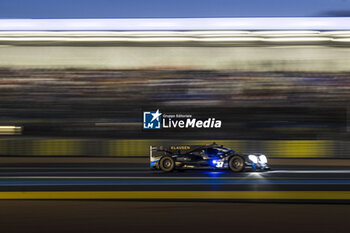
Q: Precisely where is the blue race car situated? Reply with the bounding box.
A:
[150,142,270,172]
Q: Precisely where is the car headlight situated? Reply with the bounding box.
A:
[259,155,267,163]
[248,155,258,163]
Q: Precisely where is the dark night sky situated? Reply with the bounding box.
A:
[0,0,350,18]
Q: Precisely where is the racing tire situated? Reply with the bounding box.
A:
[229,156,245,172]
[159,156,175,172]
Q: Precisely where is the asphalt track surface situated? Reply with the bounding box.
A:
[1,201,350,233]
[0,160,350,233]
[0,161,349,202]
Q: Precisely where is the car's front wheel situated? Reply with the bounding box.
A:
[159,156,175,172]
[229,156,245,172]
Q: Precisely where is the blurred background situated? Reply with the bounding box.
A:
[2,3,350,233]
[1,19,350,158]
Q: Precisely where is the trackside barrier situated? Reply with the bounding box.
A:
[0,139,344,158]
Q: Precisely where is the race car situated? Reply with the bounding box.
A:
[150,143,270,172]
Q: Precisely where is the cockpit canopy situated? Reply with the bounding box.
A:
[204,147,234,157]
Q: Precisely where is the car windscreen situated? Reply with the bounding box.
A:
[205,148,219,156]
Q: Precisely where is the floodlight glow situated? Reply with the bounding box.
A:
[253,30,320,35]
[187,30,251,35]
[264,37,331,42]
[128,37,194,42]
[332,38,350,42]
[198,37,261,42]
[325,31,350,35]
[0,37,128,42]
[1,18,350,31]
[0,126,17,129]
[0,36,195,42]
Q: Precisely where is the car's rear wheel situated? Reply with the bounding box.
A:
[159,156,175,172]
[229,156,245,172]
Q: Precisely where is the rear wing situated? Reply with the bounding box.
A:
[150,146,164,163]
[150,146,157,159]
[150,145,170,160]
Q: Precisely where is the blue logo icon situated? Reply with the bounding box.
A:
[143,109,162,129]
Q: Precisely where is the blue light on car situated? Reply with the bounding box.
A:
[212,160,217,164]
[150,160,158,167]
[252,163,257,170]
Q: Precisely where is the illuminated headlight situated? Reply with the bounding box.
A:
[259,155,267,163]
[248,155,258,163]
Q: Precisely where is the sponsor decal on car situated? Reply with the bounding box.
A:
[170,146,191,150]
